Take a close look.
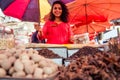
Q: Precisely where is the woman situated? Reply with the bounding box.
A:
[42,1,73,44]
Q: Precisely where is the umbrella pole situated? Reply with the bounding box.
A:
[84,3,88,33]
[38,0,40,24]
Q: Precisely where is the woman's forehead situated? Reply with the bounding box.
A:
[53,4,61,7]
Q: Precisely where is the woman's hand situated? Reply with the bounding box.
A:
[70,36,74,43]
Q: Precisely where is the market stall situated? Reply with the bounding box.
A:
[0,0,120,80]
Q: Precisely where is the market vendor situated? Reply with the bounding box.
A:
[40,1,73,44]
[31,23,45,43]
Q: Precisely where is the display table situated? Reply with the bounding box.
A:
[25,43,108,49]
[25,43,109,66]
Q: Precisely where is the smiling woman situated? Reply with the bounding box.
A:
[41,1,73,44]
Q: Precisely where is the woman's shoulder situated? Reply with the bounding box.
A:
[44,20,55,27]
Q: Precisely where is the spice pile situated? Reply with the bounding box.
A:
[68,46,103,60]
[55,52,120,80]
[37,48,62,58]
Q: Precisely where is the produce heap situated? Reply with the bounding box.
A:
[55,53,120,80]
[37,48,62,58]
[68,46,103,60]
[0,45,59,79]
[54,46,120,80]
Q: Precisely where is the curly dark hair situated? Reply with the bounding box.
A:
[49,1,69,23]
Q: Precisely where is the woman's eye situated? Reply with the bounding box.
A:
[59,8,62,10]
[54,7,57,10]
[54,7,62,10]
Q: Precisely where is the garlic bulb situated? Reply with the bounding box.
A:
[0,68,6,77]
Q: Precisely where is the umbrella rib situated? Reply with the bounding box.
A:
[94,22,109,31]
[87,5,105,18]
[38,0,40,23]
[94,23,105,28]
[88,3,120,17]
[89,24,95,32]
[69,3,120,9]
[92,3,120,4]
[89,22,108,33]
[95,5,120,13]
[70,6,83,22]
[84,3,89,32]
[68,4,85,9]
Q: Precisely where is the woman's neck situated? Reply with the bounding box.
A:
[54,17,62,24]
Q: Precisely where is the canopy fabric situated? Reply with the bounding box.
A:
[39,0,51,23]
[71,22,111,34]
[66,0,120,35]
[0,0,15,10]
[22,0,40,22]
[48,0,60,5]
[3,0,30,19]
[67,0,120,24]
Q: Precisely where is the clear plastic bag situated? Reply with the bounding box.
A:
[0,26,15,49]
[73,33,89,44]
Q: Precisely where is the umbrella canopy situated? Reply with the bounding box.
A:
[71,22,111,34]
[22,0,40,22]
[39,0,51,23]
[3,0,30,19]
[71,21,111,40]
[3,0,40,22]
[0,0,51,22]
[67,0,120,34]
[0,0,15,11]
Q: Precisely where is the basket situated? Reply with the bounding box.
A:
[73,33,89,44]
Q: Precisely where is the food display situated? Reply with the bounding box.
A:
[67,46,103,60]
[55,50,120,80]
[0,34,120,80]
[37,48,65,66]
[37,48,62,58]
[0,45,59,79]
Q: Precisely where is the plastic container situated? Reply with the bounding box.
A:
[14,26,30,45]
[73,33,89,44]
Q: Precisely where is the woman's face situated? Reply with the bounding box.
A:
[52,4,62,17]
